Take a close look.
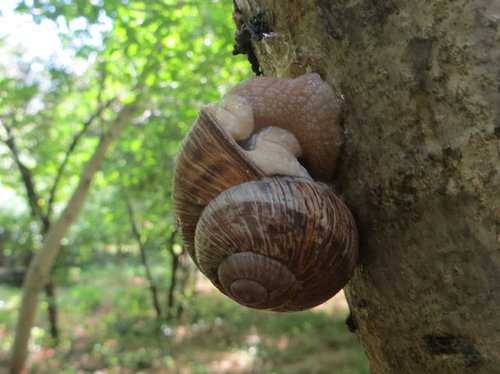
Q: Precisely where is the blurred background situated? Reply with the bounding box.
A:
[0,0,369,372]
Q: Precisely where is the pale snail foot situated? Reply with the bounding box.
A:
[245,126,311,179]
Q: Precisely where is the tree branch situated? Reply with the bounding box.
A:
[46,97,116,221]
[1,120,47,230]
[122,183,163,318]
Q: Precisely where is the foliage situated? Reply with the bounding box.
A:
[0,262,370,373]
[0,0,251,266]
[0,0,250,368]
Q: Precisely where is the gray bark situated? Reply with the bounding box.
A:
[234,0,499,373]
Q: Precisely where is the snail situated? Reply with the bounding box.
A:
[172,73,358,311]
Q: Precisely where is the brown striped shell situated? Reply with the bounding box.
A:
[172,74,358,311]
[195,177,358,311]
[172,108,265,264]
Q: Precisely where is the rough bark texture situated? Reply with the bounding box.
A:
[233,0,499,373]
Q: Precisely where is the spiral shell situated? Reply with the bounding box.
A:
[195,177,358,311]
[172,74,358,311]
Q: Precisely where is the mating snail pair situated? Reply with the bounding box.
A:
[172,73,358,312]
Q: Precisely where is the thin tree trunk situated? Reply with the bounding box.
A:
[175,252,193,319]
[44,280,58,341]
[42,228,59,342]
[166,231,179,319]
[9,100,140,374]
[122,186,163,318]
[233,1,499,373]
[167,254,179,319]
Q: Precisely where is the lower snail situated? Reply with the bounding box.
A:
[172,73,358,312]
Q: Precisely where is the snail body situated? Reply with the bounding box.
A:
[221,73,343,181]
[172,74,358,312]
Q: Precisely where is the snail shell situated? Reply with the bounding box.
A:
[195,177,358,311]
[173,111,358,311]
[172,74,358,311]
[172,108,265,265]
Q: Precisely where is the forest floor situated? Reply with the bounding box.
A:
[0,261,369,373]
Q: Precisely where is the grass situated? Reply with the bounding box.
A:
[0,261,369,373]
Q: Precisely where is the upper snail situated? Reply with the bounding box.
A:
[172,73,358,312]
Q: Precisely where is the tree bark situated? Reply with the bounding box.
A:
[233,1,499,373]
[9,100,140,374]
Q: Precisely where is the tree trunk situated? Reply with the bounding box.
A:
[233,1,499,373]
[44,280,59,341]
[166,231,180,320]
[9,100,140,374]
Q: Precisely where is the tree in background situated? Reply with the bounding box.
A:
[0,1,250,372]
[230,0,499,372]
